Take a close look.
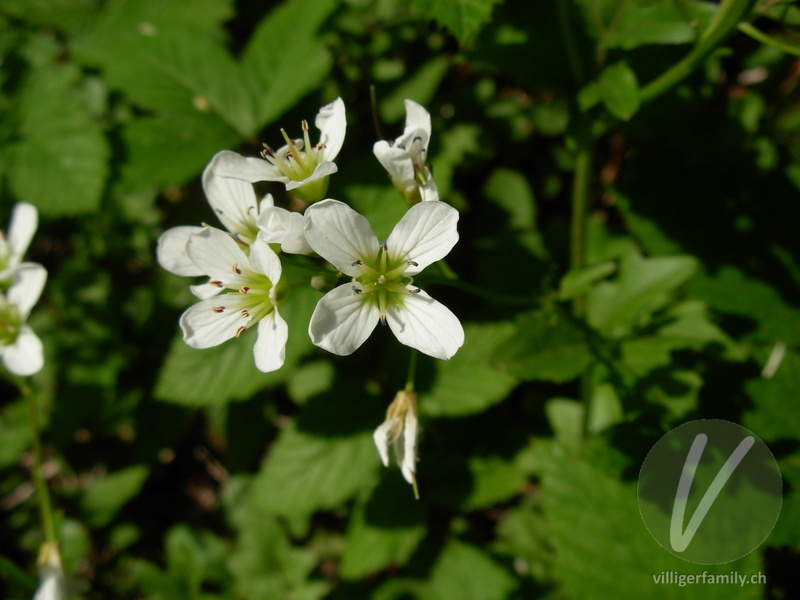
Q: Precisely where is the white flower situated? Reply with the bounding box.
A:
[156,151,272,277]
[304,199,464,360]
[0,263,46,377]
[374,390,419,494]
[211,98,346,203]
[257,203,313,255]
[178,227,288,373]
[373,99,439,204]
[0,202,38,286]
[33,542,66,600]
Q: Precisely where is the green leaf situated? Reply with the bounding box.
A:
[241,0,336,129]
[0,400,31,468]
[80,465,149,527]
[424,540,516,600]
[596,61,641,120]
[7,64,109,216]
[340,474,426,579]
[0,0,100,34]
[538,443,762,599]
[587,250,698,338]
[744,347,800,443]
[421,322,518,417]
[409,0,499,43]
[379,56,451,122]
[558,261,617,301]
[604,1,715,49]
[492,309,594,383]
[165,525,231,591]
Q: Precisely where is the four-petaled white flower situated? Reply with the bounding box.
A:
[304,199,464,360]
[0,263,47,377]
[373,99,439,204]
[33,542,66,600]
[178,227,288,373]
[157,151,274,277]
[374,390,419,495]
[0,202,38,286]
[213,98,346,204]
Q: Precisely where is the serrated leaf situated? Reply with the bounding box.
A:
[744,347,800,442]
[538,443,762,599]
[587,250,698,338]
[424,540,516,600]
[241,0,336,128]
[7,64,109,216]
[410,0,499,43]
[421,322,518,417]
[558,261,617,300]
[340,474,426,579]
[492,310,594,383]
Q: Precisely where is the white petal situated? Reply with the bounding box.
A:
[384,288,464,360]
[258,193,276,213]
[308,283,380,355]
[33,566,66,600]
[190,281,222,300]
[303,200,380,276]
[373,141,415,186]
[386,201,458,275]
[400,99,432,151]
[1,325,44,376]
[156,226,205,277]
[285,161,338,191]
[206,149,284,183]
[253,310,288,373]
[7,263,47,319]
[373,418,395,467]
[419,171,440,202]
[179,295,245,349]
[7,202,38,259]
[202,155,260,240]
[281,212,313,255]
[316,97,346,161]
[257,206,292,243]
[248,238,282,284]
[399,410,418,484]
[185,227,248,282]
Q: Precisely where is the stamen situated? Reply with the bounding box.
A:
[378,275,386,285]
[407,260,418,267]
[382,240,388,251]
[241,309,250,318]
[210,280,224,288]
[352,285,362,294]
[409,288,421,295]
[211,306,225,313]
[380,314,387,326]
[413,136,422,143]
[351,259,363,266]
[232,263,241,274]
[260,143,275,158]
[235,326,247,338]
[240,286,250,294]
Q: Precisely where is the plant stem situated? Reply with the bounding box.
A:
[640,0,758,104]
[405,349,418,393]
[15,377,57,545]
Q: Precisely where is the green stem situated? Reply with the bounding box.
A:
[570,132,593,319]
[738,22,800,57]
[556,0,586,87]
[639,0,758,104]
[405,350,418,393]
[14,377,57,545]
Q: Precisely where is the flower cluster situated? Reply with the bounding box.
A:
[158,98,462,489]
[0,202,46,377]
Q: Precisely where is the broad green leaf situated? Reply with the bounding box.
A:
[558,261,617,300]
[0,400,31,468]
[80,465,149,527]
[484,168,548,258]
[340,474,426,579]
[604,1,715,49]
[421,322,518,417]
[7,64,109,216]
[424,540,516,600]
[596,61,640,120]
[165,525,231,591]
[379,56,450,122]
[744,347,800,443]
[241,0,336,129]
[545,398,584,448]
[344,183,408,242]
[587,250,698,338]
[493,505,555,580]
[0,0,99,34]
[252,425,377,517]
[492,309,594,383]
[538,443,762,599]
[409,0,499,43]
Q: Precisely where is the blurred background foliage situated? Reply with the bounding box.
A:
[1,0,800,598]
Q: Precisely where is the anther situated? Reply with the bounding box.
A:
[382,240,388,251]
[302,119,309,131]
[380,314,387,326]
[232,263,241,274]
[235,326,247,338]
[413,136,422,143]
[240,286,250,294]
[210,280,224,288]
[352,286,362,294]
[351,259,363,266]
[211,306,225,313]
[261,143,275,157]
[407,260,418,267]
[409,288,421,295]
[241,309,250,318]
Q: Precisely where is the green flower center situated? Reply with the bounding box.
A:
[260,121,330,203]
[207,264,277,338]
[350,246,419,322]
[0,296,21,346]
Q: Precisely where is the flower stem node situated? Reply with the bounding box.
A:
[304,199,464,360]
[373,390,419,497]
